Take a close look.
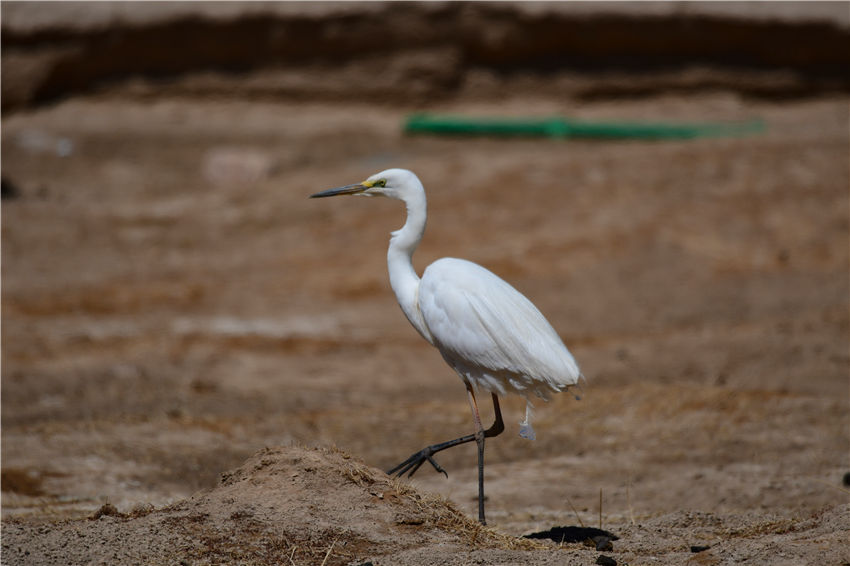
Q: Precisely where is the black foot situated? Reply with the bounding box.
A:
[387,446,449,478]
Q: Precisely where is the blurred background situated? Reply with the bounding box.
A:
[2,1,848,533]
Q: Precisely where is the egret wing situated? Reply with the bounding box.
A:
[419,258,580,399]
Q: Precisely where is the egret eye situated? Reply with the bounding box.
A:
[373,179,387,188]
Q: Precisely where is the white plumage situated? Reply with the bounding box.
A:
[311,168,582,524]
[421,258,579,399]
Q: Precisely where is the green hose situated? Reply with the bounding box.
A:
[404,113,765,140]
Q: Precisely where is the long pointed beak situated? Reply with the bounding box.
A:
[310,183,369,198]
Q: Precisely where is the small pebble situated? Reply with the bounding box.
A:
[691,545,711,553]
[596,555,617,566]
[1,177,19,199]
[593,535,614,551]
[89,503,121,520]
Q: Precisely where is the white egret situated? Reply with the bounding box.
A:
[311,169,582,524]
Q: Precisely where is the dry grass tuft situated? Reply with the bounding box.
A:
[323,444,544,551]
[398,483,546,551]
[724,517,799,538]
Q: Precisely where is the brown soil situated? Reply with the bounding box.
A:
[2,65,849,566]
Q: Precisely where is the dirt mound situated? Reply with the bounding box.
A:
[1,445,535,566]
[5,445,848,565]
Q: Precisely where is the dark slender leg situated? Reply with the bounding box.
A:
[387,389,504,524]
[468,388,487,524]
[387,391,503,477]
[487,393,505,437]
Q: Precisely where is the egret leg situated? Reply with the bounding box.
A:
[466,386,488,524]
[387,389,504,525]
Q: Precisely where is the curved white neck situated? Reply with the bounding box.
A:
[387,189,433,343]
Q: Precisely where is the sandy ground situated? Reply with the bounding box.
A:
[2,92,849,565]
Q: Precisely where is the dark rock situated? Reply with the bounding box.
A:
[524,525,618,544]
[1,177,20,199]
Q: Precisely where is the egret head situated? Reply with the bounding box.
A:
[310,168,423,201]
